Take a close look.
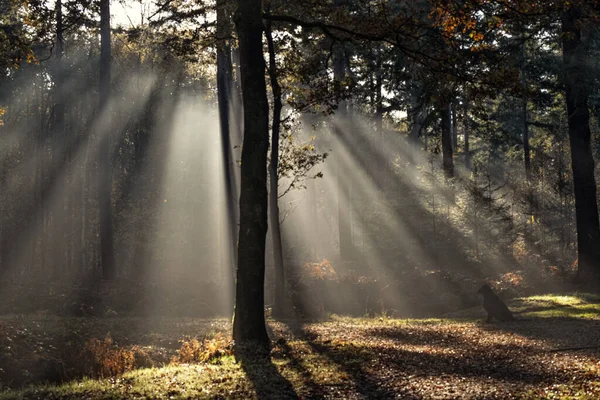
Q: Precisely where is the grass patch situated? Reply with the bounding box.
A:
[512,293,600,319]
[1,292,600,399]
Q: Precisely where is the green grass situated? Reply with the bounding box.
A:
[444,292,600,320]
[2,292,600,399]
[1,362,246,400]
[512,293,600,319]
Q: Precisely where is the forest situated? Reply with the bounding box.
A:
[1,0,600,398]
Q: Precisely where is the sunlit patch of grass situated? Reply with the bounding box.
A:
[511,293,600,320]
[524,294,593,305]
[0,340,352,400]
[442,292,600,321]
[521,305,600,319]
[1,362,248,400]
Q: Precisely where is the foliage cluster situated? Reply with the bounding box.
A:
[171,333,233,364]
[78,334,136,378]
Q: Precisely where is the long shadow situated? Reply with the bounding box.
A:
[313,339,557,385]
[278,316,600,399]
[237,352,299,400]
[271,338,330,399]
[480,316,600,354]
[281,320,408,399]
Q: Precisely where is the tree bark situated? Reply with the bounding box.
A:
[374,46,384,173]
[451,101,458,151]
[216,0,237,311]
[375,46,383,136]
[55,0,71,277]
[333,42,353,261]
[232,0,270,349]
[99,0,116,280]
[521,38,531,181]
[264,19,286,319]
[561,6,600,283]
[441,97,454,179]
[464,98,471,170]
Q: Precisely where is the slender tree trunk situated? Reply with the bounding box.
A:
[561,6,600,283]
[264,19,286,319]
[521,38,531,181]
[464,98,471,170]
[216,0,237,311]
[55,0,64,135]
[374,46,384,173]
[232,0,270,349]
[451,101,458,151]
[99,0,116,280]
[441,97,454,178]
[55,0,71,277]
[375,46,383,136]
[333,41,352,261]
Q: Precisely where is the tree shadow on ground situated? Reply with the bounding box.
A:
[271,338,332,399]
[237,351,299,400]
[276,317,592,398]
[280,320,414,399]
[479,317,600,353]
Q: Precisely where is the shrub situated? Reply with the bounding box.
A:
[172,333,233,364]
[80,333,135,378]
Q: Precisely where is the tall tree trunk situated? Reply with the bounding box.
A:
[55,0,70,277]
[375,46,383,136]
[265,19,286,319]
[562,6,600,283]
[521,38,531,181]
[232,0,270,349]
[55,0,64,133]
[374,46,384,173]
[464,98,471,170]
[451,101,458,151]
[216,0,237,311]
[99,0,116,280]
[333,42,352,261]
[441,97,454,179]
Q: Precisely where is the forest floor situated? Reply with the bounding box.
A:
[1,293,600,399]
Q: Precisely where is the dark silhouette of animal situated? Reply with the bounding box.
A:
[477,284,514,322]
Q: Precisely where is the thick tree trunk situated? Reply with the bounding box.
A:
[216,0,237,310]
[562,6,600,283]
[265,20,286,319]
[410,110,422,144]
[409,85,423,147]
[232,0,270,349]
[99,0,116,280]
[441,97,454,179]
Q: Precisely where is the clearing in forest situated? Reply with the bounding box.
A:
[1,293,599,399]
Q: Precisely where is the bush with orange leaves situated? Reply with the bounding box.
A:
[79,334,136,378]
[302,259,337,281]
[172,333,233,364]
